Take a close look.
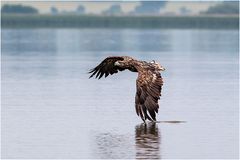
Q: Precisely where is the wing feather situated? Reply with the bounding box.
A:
[135,71,163,121]
[89,56,125,79]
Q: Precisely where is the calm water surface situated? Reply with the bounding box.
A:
[2,29,239,159]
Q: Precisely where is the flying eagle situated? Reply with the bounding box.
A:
[89,56,165,122]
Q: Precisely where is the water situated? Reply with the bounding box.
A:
[1,29,239,159]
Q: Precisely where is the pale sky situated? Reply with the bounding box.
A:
[1,1,219,14]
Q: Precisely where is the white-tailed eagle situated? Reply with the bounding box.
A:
[89,56,165,122]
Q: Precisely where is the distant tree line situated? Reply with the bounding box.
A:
[50,7,58,14]
[202,1,239,14]
[102,4,122,15]
[133,1,166,14]
[1,4,38,14]
[76,5,85,14]
[2,14,238,29]
[102,2,167,15]
[2,2,239,16]
[53,5,86,15]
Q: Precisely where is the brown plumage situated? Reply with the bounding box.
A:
[89,56,165,122]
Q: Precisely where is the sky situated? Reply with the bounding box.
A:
[1,1,220,15]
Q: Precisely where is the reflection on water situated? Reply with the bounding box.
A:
[94,133,134,159]
[135,123,161,159]
[94,123,161,159]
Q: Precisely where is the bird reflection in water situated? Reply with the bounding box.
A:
[135,123,161,159]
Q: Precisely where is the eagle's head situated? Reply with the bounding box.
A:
[150,60,165,71]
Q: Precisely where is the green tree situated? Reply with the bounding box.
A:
[203,1,239,14]
[50,7,58,14]
[102,4,123,15]
[1,4,38,14]
[133,1,166,14]
[76,5,85,14]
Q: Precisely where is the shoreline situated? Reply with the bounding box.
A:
[2,14,239,29]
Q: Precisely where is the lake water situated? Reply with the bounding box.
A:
[1,29,239,159]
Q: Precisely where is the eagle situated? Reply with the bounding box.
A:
[89,56,165,122]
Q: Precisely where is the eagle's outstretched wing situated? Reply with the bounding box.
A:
[135,71,163,122]
[89,56,125,79]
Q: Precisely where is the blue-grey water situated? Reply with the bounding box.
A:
[1,29,239,159]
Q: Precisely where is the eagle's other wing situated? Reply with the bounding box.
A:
[89,56,125,79]
[135,71,163,122]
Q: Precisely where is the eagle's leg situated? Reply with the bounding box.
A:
[141,117,146,124]
[150,117,156,122]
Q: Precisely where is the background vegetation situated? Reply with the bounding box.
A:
[1,2,239,29]
[1,4,38,14]
[202,1,239,14]
[1,14,238,29]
